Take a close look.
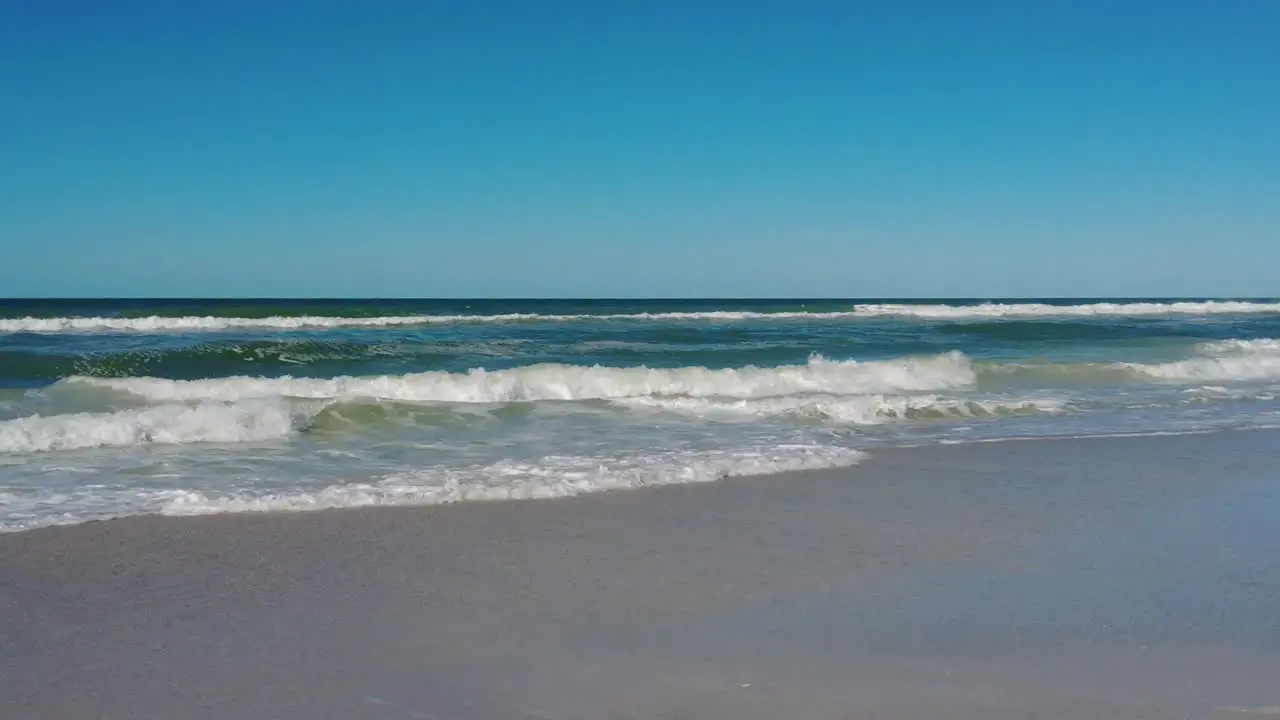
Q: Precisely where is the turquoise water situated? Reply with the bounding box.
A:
[3,298,1280,530]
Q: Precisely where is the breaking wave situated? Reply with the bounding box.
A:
[61,353,977,403]
[1127,338,1280,382]
[9,340,1280,457]
[1,314,443,333]
[973,338,1280,384]
[1196,338,1280,354]
[0,311,863,333]
[0,400,314,453]
[851,301,1280,319]
[617,393,1066,423]
[6,301,1279,333]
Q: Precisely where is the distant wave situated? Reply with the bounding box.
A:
[1,314,465,333]
[850,301,1280,319]
[0,338,535,382]
[7,301,1280,333]
[60,353,977,403]
[0,311,863,333]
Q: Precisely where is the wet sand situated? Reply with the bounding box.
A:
[3,430,1280,719]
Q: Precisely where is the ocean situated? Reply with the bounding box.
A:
[2,298,1280,531]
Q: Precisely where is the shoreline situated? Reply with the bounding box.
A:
[5,430,1280,718]
[2,425,1264,536]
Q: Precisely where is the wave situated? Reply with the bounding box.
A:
[0,339,474,382]
[0,314,440,333]
[0,389,1066,455]
[156,445,867,516]
[0,401,315,453]
[972,338,1280,384]
[851,301,1280,319]
[0,311,866,333]
[36,339,1280,419]
[13,340,1280,456]
[1195,338,1280,354]
[5,301,1280,333]
[61,353,977,403]
[1127,338,1280,382]
[617,393,1066,423]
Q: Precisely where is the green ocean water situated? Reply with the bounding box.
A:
[3,298,1280,530]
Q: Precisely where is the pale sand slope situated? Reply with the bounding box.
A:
[3,430,1280,719]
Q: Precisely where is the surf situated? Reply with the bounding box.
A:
[6,300,1280,334]
[59,353,979,403]
[0,400,315,453]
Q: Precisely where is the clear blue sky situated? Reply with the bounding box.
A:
[2,0,1277,298]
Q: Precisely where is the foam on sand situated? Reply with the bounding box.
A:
[157,445,868,516]
[0,444,867,530]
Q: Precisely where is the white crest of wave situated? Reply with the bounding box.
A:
[617,393,1066,423]
[0,310,874,333]
[1195,338,1280,354]
[157,445,867,517]
[65,353,976,404]
[7,302,1280,332]
[0,315,443,333]
[852,301,1280,319]
[1130,338,1280,382]
[0,401,311,453]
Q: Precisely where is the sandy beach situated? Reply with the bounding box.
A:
[4,430,1280,719]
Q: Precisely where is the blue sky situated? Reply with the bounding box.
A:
[2,0,1277,298]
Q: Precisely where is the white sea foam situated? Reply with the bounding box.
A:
[1130,356,1280,382]
[157,445,867,516]
[960,338,1280,385]
[0,401,313,453]
[617,393,1067,423]
[1126,338,1280,382]
[63,353,977,404]
[0,311,864,333]
[0,444,867,530]
[1181,385,1278,403]
[851,301,1280,319]
[0,314,437,333]
[1196,338,1280,354]
[9,301,1277,333]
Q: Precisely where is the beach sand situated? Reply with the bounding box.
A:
[3,430,1280,719]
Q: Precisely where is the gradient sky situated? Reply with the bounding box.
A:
[2,0,1278,298]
